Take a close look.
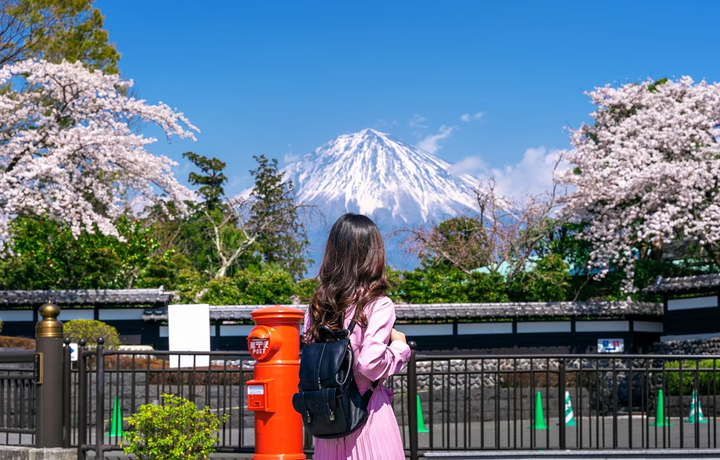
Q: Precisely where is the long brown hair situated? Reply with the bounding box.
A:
[305,213,388,342]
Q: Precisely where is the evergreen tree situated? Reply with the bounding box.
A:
[183,152,228,211]
[249,155,311,279]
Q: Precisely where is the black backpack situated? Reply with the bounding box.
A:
[292,312,379,439]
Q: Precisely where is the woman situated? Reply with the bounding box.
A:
[304,213,410,460]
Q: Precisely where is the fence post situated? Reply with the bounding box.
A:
[95,338,105,460]
[63,337,71,448]
[558,358,566,449]
[35,302,65,448]
[407,341,418,460]
[77,339,87,460]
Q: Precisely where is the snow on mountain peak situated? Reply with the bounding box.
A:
[282,128,479,224]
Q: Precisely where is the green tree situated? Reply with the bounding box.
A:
[135,250,193,290]
[0,0,120,73]
[396,265,508,304]
[0,215,158,289]
[193,265,297,305]
[250,155,311,280]
[183,152,227,211]
[508,254,570,302]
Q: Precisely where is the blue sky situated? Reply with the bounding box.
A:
[97,0,720,197]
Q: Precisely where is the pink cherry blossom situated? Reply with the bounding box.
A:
[0,60,199,250]
[558,77,720,291]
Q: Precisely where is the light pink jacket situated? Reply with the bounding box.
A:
[304,296,411,393]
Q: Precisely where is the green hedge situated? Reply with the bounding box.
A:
[664,359,720,395]
[63,319,121,349]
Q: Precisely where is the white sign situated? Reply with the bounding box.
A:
[168,304,211,368]
[69,343,78,362]
[248,385,264,395]
[249,338,269,357]
[598,338,624,353]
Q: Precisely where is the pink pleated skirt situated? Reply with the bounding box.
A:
[313,386,405,460]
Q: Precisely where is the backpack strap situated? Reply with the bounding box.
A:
[346,304,363,334]
[361,380,380,407]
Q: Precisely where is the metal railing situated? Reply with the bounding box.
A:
[400,351,720,458]
[0,350,35,446]
[71,341,720,459]
[76,341,256,459]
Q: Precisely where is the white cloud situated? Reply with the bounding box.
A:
[417,125,455,154]
[284,152,300,163]
[283,144,299,164]
[489,147,570,199]
[460,112,484,122]
[448,156,487,176]
[409,114,427,129]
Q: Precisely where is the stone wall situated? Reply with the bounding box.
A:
[654,338,720,355]
[0,447,75,460]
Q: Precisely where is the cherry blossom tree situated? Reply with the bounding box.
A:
[401,178,560,280]
[0,59,198,250]
[558,77,720,291]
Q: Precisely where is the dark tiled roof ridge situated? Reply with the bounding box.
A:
[644,274,720,293]
[142,301,662,322]
[0,288,173,306]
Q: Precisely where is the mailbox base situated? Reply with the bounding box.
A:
[252,454,306,460]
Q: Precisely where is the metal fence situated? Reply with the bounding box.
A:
[37,342,720,459]
[75,341,256,459]
[402,352,720,458]
[0,350,35,446]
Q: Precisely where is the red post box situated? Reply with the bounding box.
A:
[247,305,306,460]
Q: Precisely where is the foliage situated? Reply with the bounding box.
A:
[402,178,559,281]
[0,59,197,252]
[0,0,120,72]
[402,216,489,274]
[294,278,318,303]
[249,155,311,279]
[396,266,509,303]
[64,319,121,349]
[665,360,720,396]
[0,216,159,290]
[197,266,296,305]
[123,393,226,460]
[183,152,228,212]
[559,77,720,291]
[0,335,34,349]
[185,154,312,279]
[508,254,570,302]
[135,250,192,290]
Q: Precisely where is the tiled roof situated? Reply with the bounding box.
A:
[644,274,720,294]
[0,289,173,307]
[142,301,662,322]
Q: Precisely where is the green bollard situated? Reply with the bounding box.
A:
[416,395,429,433]
[528,391,549,430]
[106,396,123,437]
[650,389,673,427]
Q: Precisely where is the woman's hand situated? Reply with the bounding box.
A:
[390,328,406,344]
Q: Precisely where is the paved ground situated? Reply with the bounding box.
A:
[413,416,720,450]
[6,417,720,458]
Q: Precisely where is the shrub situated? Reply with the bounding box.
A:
[63,319,121,350]
[123,393,226,460]
[0,336,35,349]
[664,359,720,395]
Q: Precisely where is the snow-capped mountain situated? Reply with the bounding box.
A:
[267,128,481,271]
[284,128,478,226]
